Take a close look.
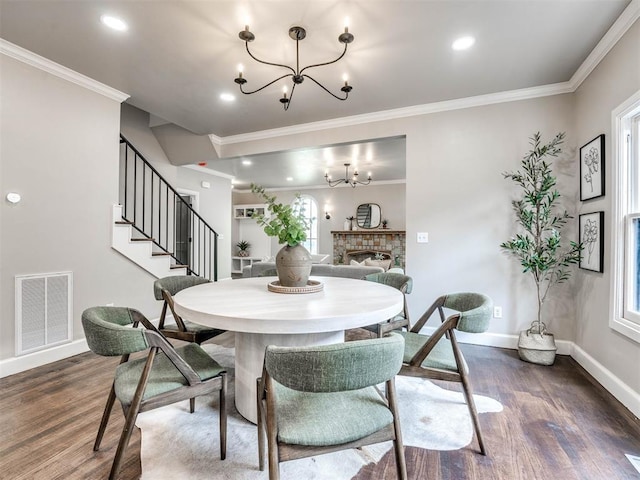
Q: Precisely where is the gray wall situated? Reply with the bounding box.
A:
[233,182,406,259]
[574,19,640,392]
[217,20,640,404]
[218,95,577,342]
[0,56,157,361]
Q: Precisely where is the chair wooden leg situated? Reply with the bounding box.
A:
[109,402,140,480]
[265,380,280,480]
[459,370,487,456]
[387,380,407,480]
[94,384,117,451]
[190,397,195,413]
[257,378,265,471]
[219,374,227,460]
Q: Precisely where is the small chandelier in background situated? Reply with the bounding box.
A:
[234,22,354,111]
[325,163,371,188]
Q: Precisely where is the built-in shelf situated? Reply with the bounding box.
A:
[234,204,266,219]
[231,256,262,274]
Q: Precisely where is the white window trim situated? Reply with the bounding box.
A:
[623,213,640,324]
[610,88,640,343]
[293,194,319,255]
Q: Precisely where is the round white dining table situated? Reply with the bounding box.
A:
[172,275,404,423]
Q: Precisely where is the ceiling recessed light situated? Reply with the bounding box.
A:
[452,36,475,51]
[100,15,128,32]
[242,159,252,166]
[220,93,236,102]
[286,177,293,182]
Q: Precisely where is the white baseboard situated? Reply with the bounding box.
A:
[0,316,162,379]
[571,344,640,419]
[425,327,638,418]
[2,325,638,418]
[0,338,89,378]
[421,327,574,355]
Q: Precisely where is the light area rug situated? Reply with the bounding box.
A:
[136,344,502,480]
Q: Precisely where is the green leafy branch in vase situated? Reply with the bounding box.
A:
[250,184,309,247]
[501,132,583,335]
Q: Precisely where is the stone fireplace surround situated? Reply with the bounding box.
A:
[331,230,406,269]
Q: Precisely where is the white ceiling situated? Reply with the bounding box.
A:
[0,0,631,188]
[207,135,406,190]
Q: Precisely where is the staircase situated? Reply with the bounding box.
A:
[112,135,218,281]
[112,204,188,278]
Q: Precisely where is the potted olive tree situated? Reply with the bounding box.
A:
[251,184,311,287]
[501,132,582,365]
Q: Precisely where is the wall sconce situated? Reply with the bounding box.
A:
[324,204,331,219]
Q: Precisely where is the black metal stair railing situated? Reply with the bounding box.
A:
[119,134,218,281]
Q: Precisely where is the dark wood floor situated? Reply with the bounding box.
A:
[2,330,639,480]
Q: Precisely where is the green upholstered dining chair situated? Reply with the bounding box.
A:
[380,292,493,456]
[154,275,225,345]
[256,333,407,480]
[364,272,413,333]
[82,306,227,480]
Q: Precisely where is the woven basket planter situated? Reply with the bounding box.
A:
[517,329,557,366]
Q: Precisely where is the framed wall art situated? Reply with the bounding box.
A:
[579,211,604,272]
[580,134,605,201]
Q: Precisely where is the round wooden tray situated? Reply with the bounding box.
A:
[267,279,324,294]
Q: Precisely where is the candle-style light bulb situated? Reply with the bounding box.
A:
[282,85,288,99]
[238,64,244,78]
[342,73,349,86]
[344,17,350,33]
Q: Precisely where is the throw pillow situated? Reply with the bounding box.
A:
[364,258,391,271]
[350,258,371,266]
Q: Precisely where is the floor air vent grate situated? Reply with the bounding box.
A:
[15,272,72,355]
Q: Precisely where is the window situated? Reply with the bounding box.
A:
[611,89,640,342]
[294,195,318,254]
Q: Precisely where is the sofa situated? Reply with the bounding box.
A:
[242,262,384,279]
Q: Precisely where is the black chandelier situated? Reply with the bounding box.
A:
[325,163,371,188]
[234,24,354,111]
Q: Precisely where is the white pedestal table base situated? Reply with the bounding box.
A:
[234,330,345,423]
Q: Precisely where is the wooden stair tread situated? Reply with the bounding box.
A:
[170,264,187,269]
[152,252,173,256]
[115,220,134,225]
[131,238,154,242]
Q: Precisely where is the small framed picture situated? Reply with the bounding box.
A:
[579,211,604,272]
[580,134,605,201]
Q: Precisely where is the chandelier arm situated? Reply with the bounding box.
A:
[326,177,345,187]
[239,74,293,95]
[299,43,349,74]
[282,83,298,111]
[245,42,296,75]
[302,74,349,101]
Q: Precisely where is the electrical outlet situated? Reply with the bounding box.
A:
[493,306,502,318]
[417,232,429,243]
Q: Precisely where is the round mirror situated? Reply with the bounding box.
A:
[356,203,381,229]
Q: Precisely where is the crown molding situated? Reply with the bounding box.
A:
[232,179,406,193]
[0,38,129,102]
[209,2,638,147]
[182,164,235,181]
[212,82,573,146]
[569,0,640,90]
